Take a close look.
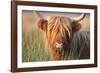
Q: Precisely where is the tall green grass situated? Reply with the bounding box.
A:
[22,29,50,62]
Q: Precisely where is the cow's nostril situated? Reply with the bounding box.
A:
[55,42,63,48]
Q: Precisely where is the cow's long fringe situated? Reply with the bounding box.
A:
[46,16,72,43]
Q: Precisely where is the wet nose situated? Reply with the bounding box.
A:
[55,42,63,48]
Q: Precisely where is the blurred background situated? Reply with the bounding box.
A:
[22,10,90,62]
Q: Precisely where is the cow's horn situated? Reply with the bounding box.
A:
[74,13,86,22]
[34,11,43,19]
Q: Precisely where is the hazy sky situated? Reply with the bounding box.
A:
[22,10,90,32]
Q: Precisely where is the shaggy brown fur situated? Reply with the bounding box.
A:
[37,15,90,60]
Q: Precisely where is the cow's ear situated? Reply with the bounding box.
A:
[37,18,48,31]
[71,21,81,33]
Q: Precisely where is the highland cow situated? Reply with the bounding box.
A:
[35,12,90,60]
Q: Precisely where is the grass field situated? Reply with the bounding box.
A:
[22,29,51,62]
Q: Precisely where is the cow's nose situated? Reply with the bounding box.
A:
[55,42,63,48]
